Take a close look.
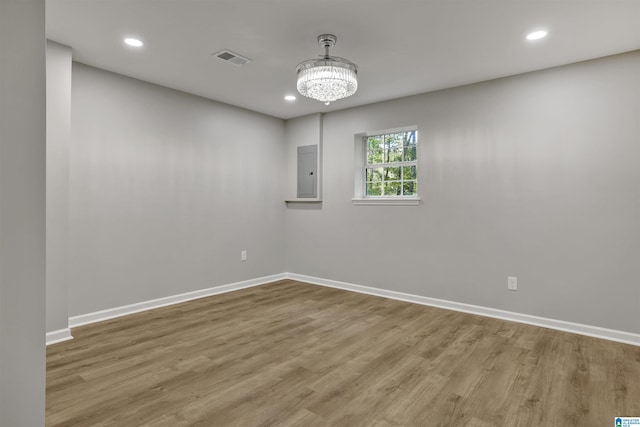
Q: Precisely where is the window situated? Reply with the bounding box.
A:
[364,129,417,197]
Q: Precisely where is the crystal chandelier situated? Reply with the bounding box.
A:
[296,34,358,105]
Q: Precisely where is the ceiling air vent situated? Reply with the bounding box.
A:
[212,49,252,66]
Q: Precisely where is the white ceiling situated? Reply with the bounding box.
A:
[46,0,640,120]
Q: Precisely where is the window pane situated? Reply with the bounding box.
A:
[388,147,403,163]
[403,131,417,146]
[388,134,403,150]
[402,181,417,196]
[403,145,416,161]
[368,135,384,151]
[402,165,416,180]
[367,135,384,165]
[366,182,382,196]
[383,134,402,163]
[384,166,401,180]
[368,149,384,165]
[383,181,401,196]
[366,168,383,182]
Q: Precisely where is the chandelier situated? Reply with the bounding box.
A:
[296,34,358,105]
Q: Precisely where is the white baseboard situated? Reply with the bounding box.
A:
[69,273,287,328]
[286,273,640,347]
[46,328,73,346]
[59,271,639,347]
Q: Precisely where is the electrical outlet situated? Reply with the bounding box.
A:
[508,276,518,291]
[241,250,247,261]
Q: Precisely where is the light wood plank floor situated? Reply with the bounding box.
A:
[47,280,640,426]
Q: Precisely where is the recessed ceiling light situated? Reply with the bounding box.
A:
[526,30,547,41]
[124,38,144,47]
[284,95,296,101]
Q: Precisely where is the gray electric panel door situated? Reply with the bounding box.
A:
[297,144,317,198]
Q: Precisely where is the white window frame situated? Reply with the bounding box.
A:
[353,126,420,206]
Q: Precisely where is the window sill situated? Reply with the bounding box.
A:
[351,197,420,206]
[285,199,322,203]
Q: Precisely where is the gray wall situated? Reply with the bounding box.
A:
[286,51,640,334]
[46,41,72,333]
[68,64,286,316]
[0,0,46,425]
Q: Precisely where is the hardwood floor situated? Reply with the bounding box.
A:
[47,280,640,426]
